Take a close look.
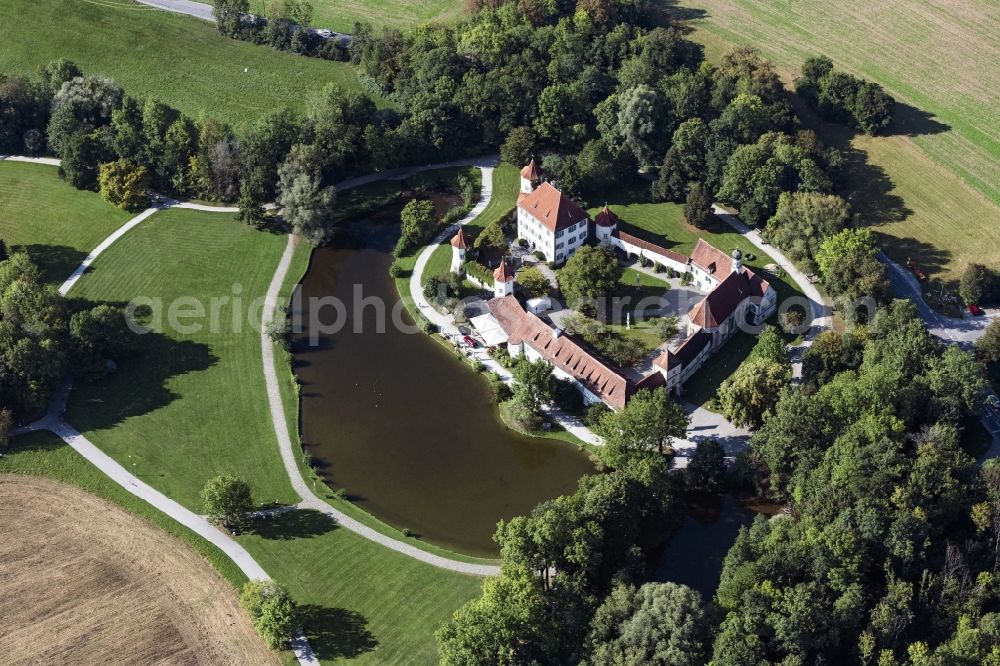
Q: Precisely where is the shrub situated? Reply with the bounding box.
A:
[487,372,513,402]
[97,159,150,211]
[388,261,403,278]
[551,377,585,414]
[239,581,297,650]
[471,359,486,373]
[421,319,437,334]
[584,402,610,427]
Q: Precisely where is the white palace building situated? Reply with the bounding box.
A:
[455,160,778,410]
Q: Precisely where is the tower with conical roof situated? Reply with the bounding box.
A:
[594,204,618,244]
[520,158,542,198]
[732,248,743,273]
[493,260,515,298]
[450,228,468,274]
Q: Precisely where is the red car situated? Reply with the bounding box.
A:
[463,335,479,348]
[969,304,984,316]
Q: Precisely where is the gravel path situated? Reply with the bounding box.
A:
[260,235,500,576]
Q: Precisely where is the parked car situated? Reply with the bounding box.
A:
[968,303,984,316]
[463,335,478,348]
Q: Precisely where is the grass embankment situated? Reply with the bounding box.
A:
[0,468,274,664]
[250,0,463,34]
[65,208,299,508]
[0,0,371,129]
[678,0,1000,282]
[0,162,132,284]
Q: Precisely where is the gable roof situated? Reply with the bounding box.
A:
[654,329,712,372]
[517,182,589,232]
[450,228,468,250]
[689,238,733,278]
[487,296,634,410]
[612,230,689,265]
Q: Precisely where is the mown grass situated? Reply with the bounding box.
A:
[0,162,132,284]
[0,0,370,130]
[1,431,247,587]
[475,163,521,231]
[64,208,299,509]
[238,513,483,665]
[678,0,1000,281]
[250,0,464,34]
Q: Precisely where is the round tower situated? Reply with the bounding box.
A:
[732,248,743,273]
[450,228,468,274]
[594,204,618,243]
[520,159,542,196]
[493,260,515,298]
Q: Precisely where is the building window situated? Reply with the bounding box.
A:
[556,242,564,249]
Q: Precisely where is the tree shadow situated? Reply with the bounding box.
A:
[877,233,953,281]
[645,0,709,29]
[298,604,379,661]
[885,101,950,138]
[64,300,218,431]
[18,243,87,287]
[251,509,338,540]
[788,95,913,226]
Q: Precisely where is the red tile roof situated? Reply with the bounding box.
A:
[517,182,589,233]
[520,159,542,181]
[689,238,733,278]
[493,261,515,282]
[450,228,468,250]
[654,329,711,371]
[595,205,619,228]
[612,230,689,265]
[487,296,634,410]
[687,268,770,328]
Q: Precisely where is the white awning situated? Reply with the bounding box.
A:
[470,313,509,347]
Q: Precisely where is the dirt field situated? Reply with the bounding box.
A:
[0,475,278,665]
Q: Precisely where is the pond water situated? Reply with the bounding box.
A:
[290,200,595,557]
[652,493,780,598]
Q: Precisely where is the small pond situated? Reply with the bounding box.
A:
[291,199,595,557]
[652,493,781,598]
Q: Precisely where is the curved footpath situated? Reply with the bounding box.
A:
[6,154,500,580]
[4,154,319,664]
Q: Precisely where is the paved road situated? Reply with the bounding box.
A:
[134,0,353,43]
[134,0,215,21]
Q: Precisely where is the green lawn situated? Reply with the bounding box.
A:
[64,208,299,509]
[250,0,464,34]
[421,244,453,286]
[677,0,1000,282]
[590,200,804,304]
[1,431,246,587]
[0,162,132,284]
[239,513,482,665]
[475,163,520,231]
[682,331,758,409]
[0,0,371,130]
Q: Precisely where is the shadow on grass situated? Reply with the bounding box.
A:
[298,604,379,660]
[65,300,218,431]
[875,233,952,282]
[252,509,337,540]
[885,101,951,138]
[19,243,87,286]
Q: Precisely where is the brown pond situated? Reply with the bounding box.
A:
[290,199,595,557]
[652,493,781,597]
